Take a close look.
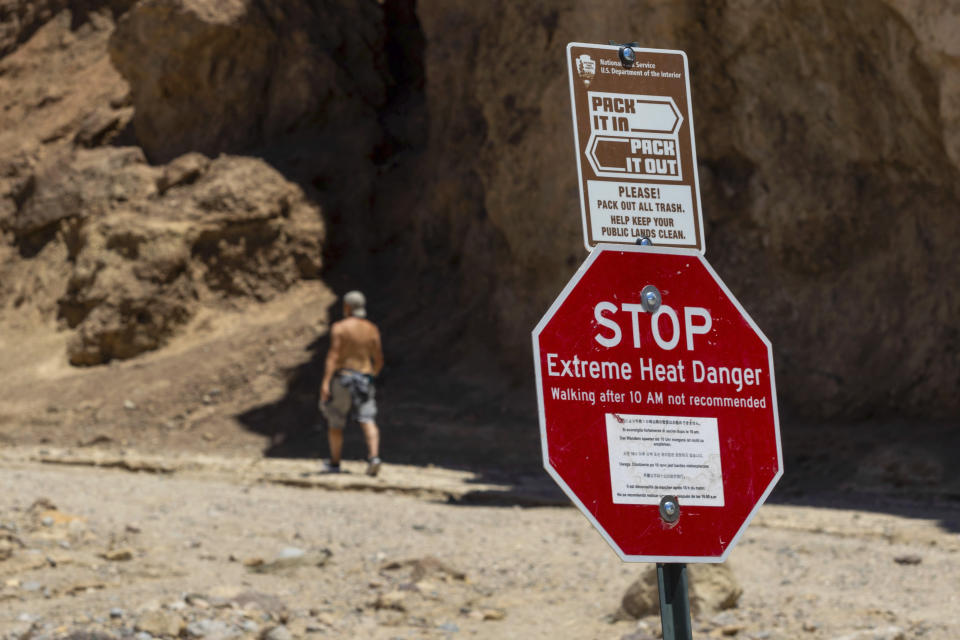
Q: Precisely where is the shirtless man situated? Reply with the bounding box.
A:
[320,290,384,475]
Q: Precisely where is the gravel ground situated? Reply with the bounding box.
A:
[0,451,958,640]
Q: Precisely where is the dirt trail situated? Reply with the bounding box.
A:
[0,447,958,640]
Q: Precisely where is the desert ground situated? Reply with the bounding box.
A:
[0,445,958,640]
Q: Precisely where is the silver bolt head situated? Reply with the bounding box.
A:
[659,495,681,523]
[641,285,661,313]
[619,46,636,67]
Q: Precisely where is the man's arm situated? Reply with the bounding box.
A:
[371,326,384,377]
[321,324,342,402]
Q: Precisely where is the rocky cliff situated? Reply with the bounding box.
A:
[0,0,957,420]
[412,0,960,418]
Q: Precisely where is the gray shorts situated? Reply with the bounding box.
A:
[321,370,377,430]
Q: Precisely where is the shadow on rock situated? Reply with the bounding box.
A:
[235,334,334,460]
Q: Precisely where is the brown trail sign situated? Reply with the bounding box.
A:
[567,44,705,253]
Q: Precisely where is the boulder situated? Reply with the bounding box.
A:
[687,563,742,614]
[12,147,158,240]
[135,609,185,638]
[260,626,293,640]
[619,564,741,619]
[0,534,15,561]
[57,153,324,364]
[618,565,660,619]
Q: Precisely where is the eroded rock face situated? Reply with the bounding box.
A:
[2,142,323,366]
[0,3,138,321]
[1,1,123,56]
[53,151,324,365]
[412,0,960,418]
[108,0,387,163]
[106,0,393,268]
[0,2,336,365]
[0,0,958,420]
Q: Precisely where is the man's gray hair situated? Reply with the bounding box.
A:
[344,290,367,318]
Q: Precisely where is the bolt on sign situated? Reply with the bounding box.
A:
[567,44,705,252]
[532,245,782,562]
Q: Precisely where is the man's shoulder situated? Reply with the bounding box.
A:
[363,318,381,336]
[334,317,380,332]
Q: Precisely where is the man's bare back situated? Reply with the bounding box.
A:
[327,317,383,376]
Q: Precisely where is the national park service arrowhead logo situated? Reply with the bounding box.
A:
[575,54,596,87]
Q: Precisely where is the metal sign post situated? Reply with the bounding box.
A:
[657,492,692,639]
[658,563,693,640]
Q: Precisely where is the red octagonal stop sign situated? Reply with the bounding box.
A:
[533,244,782,562]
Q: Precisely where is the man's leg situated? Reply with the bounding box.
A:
[360,421,379,459]
[360,420,381,476]
[321,376,351,472]
[328,427,344,466]
[355,382,381,475]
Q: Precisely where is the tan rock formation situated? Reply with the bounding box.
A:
[0,3,325,365]
[57,152,323,365]
[107,0,387,163]
[0,0,958,419]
